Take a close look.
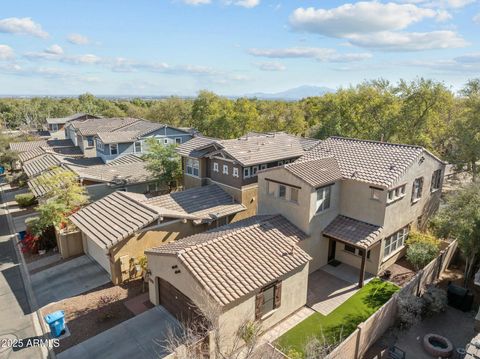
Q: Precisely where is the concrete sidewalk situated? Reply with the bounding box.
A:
[0,179,44,359]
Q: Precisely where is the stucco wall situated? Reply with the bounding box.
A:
[85,182,151,201]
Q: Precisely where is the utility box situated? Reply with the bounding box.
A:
[44,310,65,338]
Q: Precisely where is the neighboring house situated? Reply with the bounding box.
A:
[176,132,318,220]
[10,138,79,154]
[257,137,446,287]
[22,154,103,178]
[27,155,156,201]
[69,184,245,284]
[95,121,193,163]
[46,113,100,138]
[64,117,139,157]
[145,215,311,353]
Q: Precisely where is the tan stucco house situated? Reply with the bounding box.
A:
[145,215,311,354]
[69,184,245,284]
[258,136,446,286]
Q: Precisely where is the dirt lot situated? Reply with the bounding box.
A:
[43,279,148,353]
[383,257,417,287]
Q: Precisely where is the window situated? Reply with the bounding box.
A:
[51,124,58,131]
[279,185,286,199]
[252,166,258,176]
[316,185,332,213]
[277,160,284,166]
[260,164,267,170]
[411,177,424,202]
[255,282,281,319]
[164,138,169,145]
[267,181,276,196]
[175,137,182,145]
[147,183,158,193]
[244,167,251,178]
[233,167,239,178]
[186,158,200,177]
[387,184,406,203]
[96,139,104,151]
[222,164,229,175]
[110,143,118,155]
[87,136,94,147]
[213,162,219,172]
[358,249,371,259]
[117,188,127,192]
[431,169,442,192]
[383,227,409,258]
[290,188,299,203]
[371,187,381,201]
[134,141,142,153]
[345,244,356,254]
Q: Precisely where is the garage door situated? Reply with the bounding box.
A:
[158,278,199,323]
[84,236,111,276]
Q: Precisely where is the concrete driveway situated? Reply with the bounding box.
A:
[31,255,110,308]
[57,306,182,359]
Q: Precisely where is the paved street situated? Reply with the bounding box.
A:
[0,179,44,359]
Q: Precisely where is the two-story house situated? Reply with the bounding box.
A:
[176,132,319,220]
[46,113,100,139]
[257,137,446,287]
[95,120,193,163]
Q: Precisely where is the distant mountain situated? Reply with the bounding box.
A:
[246,85,334,100]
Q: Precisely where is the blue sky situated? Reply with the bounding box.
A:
[0,0,479,96]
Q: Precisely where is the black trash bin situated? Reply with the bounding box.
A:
[447,283,473,312]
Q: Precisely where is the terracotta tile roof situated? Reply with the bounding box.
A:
[176,135,219,158]
[145,184,245,224]
[146,215,311,306]
[300,137,434,188]
[9,138,75,153]
[323,215,383,249]
[284,157,343,188]
[69,191,161,249]
[69,185,245,249]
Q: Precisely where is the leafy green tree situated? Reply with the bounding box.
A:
[406,235,440,271]
[432,182,480,285]
[36,168,88,207]
[143,139,182,191]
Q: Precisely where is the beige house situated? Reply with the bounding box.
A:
[145,215,311,354]
[69,184,245,284]
[176,132,319,221]
[258,137,446,286]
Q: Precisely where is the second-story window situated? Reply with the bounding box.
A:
[223,165,229,175]
[244,167,251,178]
[186,158,200,177]
[411,177,424,203]
[213,162,219,172]
[387,184,406,203]
[290,188,299,203]
[371,187,381,201]
[260,164,267,170]
[431,169,442,192]
[279,185,286,199]
[252,166,258,176]
[175,138,182,145]
[97,139,104,151]
[110,143,118,155]
[134,141,142,153]
[87,136,94,147]
[233,167,239,178]
[316,185,332,213]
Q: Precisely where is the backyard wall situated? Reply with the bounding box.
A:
[325,240,458,359]
[56,228,83,259]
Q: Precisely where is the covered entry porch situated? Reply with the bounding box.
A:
[323,215,383,288]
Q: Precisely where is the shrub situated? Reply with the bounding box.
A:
[406,231,440,271]
[423,286,447,315]
[397,294,424,329]
[7,172,28,188]
[15,193,37,208]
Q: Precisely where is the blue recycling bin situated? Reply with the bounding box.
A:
[0,166,4,175]
[18,231,27,241]
[44,310,65,338]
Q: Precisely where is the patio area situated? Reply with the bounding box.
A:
[307,263,374,315]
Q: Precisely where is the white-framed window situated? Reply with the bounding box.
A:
[51,124,59,131]
[244,167,251,178]
[222,164,229,175]
[371,188,381,201]
[284,159,290,164]
[86,136,94,147]
[164,138,169,145]
[277,160,284,166]
[431,169,442,192]
[279,185,286,199]
[387,184,406,203]
[134,141,142,153]
[252,166,258,176]
[233,167,239,178]
[213,162,219,172]
[383,227,409,258]
[345,244,356,254]
[411,177,424,202]
[260,164,267,170]
[316,185,332,213]
[175,137,182,145]
[290,188,299,203]
[110,143,118,155]
[186,158,200,177]
[96,139,104,151]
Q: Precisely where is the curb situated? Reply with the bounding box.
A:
[0,180,56,359]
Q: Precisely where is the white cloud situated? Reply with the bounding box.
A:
[0,45,14,60]
[473,13,480,23]
[289,2,437,37]
[248,47,372,62]
[45,44,64,55]
[254,61,286,71]
[347,30,468,50]
[67,33,90,45]
[435,10,452,21]
[399,0,476,9]
[0,17,48,38]
[183,0,211,5]
[232,0,260,8]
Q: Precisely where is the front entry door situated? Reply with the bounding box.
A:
[328,239,336,262]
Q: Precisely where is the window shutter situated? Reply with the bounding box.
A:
[274,282,282,309]
[255,292,264,320]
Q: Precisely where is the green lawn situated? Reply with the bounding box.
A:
[277,278,399,357]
